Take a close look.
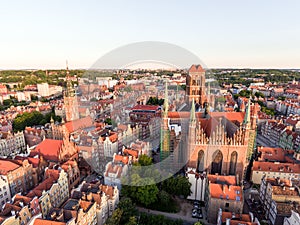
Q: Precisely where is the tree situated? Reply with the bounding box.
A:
[12,111,60,131]
[158,190,170,205]
[137,154,152,166]
[194,222,205,225]
[3,99,13,106]
[238,90,251,98]
[122,174,158,207]
[135,181,158,206]
[105,208,123,225]
[105,118,112,125]
[254,91,264,98]
[118,198,137,224]
[125,217,137,225]
[162,175,191,198]
[146,97,164,106]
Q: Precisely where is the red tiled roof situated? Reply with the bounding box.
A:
[207,175,236,185]
[258,147,286,162]
[189,64,205,73]
[123,149,139,158]
[27,177,56,198]
[13,194,32,204]
[33,219,66,225]
[221,212,252,223]
[253,161,300,174]
[105,163,123,178]
[15,156,40,167]
[30,139,63,162]
[45,169,60,180]
[0,159,20,175]
[65,116,93,133]
[131,105,160,111]
[168,111,245,124]
[209,183,243,201]
[114,155,129,164]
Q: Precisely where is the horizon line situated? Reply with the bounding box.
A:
[0,67,299,71]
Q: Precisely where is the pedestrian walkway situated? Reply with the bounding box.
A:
[137,206,215,225]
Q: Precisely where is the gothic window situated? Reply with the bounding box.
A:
[197,150,205,172]
[229,151,238,175]
[192,90,196,95]
[211,150,223,175]
[192,80,196,85]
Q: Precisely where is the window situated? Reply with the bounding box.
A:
[225,203,229,208]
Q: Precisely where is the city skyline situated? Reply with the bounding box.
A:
[1,0,300,69]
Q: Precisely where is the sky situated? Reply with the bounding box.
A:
[0,0,300,69]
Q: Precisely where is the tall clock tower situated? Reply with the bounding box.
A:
[64,63,79,122]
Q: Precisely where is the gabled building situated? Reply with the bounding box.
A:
[205,175,243,224]
[259,177,300,225]
[0,159,37,196]
[30,138,78,163]
[0,131,26,157]
[71,181,119,225]
[217,209,260,225]
[0,176,11,209]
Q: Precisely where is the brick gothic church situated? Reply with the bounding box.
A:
[160,64,259,182]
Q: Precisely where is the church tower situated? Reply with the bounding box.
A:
[186,64,206,107]
[64,62,79,122]
[160,81,170,162]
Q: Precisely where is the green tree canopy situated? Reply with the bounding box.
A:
[118,198,137,225]
[13,111,61,131]
[162,175,192,198]
[105,208,123,225]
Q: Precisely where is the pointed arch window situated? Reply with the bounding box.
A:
[211,150,223,175]
[197,150,204,172]
[229,151,238,175]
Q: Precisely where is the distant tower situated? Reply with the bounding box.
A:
[186,65,206,107]
[160,81,170,162]
[64,62,79,122]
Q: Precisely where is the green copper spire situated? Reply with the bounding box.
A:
[190,98,196,123]
[163,81,169,117]
[243,98,251,126]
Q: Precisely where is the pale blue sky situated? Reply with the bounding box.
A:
[0,0,299,69]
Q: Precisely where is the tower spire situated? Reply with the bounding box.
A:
[190,98,196,123]
[66,60,70,79]
[243,98,251,128]
[163,81,169,117]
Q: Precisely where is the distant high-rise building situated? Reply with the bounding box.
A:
[37,83,50,97]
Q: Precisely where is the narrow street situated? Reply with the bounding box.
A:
[137,206,215,225]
